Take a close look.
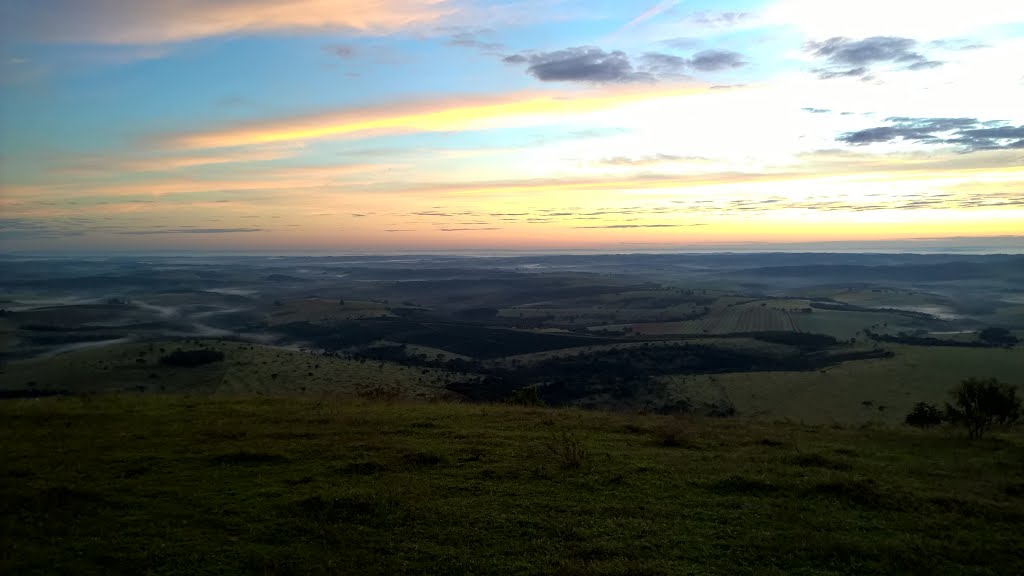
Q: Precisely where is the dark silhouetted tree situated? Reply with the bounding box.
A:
[978,327,1018,347]
[945,378,1020,438]
[904,402,943,428]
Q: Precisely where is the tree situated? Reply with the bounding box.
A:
[338,298,345,306]
[904,402,943,428]
[945,378,1021,438]
[978,327,1019,347]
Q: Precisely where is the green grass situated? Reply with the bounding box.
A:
[2,396,1022,575]
[0,340,472,399]
[667,344,1024,424]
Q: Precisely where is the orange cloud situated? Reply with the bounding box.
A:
[5,0,453,44]
[166,86,707,149]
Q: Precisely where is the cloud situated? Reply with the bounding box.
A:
[513,47,655,83]
[620,0,680,31]
[688,49,746,71]
[601,153,706,166]
[53,145,300,175]
[504,47,745,83]
[115,228,264,235]
[324,44,357,59]
[838,117,1024,151]
[764,0,1024,40]
[0,218,86,239]
[660,37,700,50]
[688,11,750,28]
[574,224,701,229]
[801,107,831,114]
[1,0,453,44]
[807,36,941,78]
[438,227,500,231]
[166,88,702,149]
[639,53,689,76]
[445,28,504,52]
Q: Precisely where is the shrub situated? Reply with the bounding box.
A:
[544,430,588,469]
[160,348,225,367]
[505,386,546,407]
[654,418,690,447]
[945,378,1021,438]
[978,327,1019,347]
[904,402,944,428]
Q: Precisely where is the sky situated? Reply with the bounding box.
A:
[1,0,1023,253]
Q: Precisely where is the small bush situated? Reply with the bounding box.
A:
[544,430,588,469]
[905,402,944,428]
[654,419,691,447]
[787,453,852,471]
[945,378,1021,438]
[357,385,403,403]
[160,348,225,367]
[505,386,546,407]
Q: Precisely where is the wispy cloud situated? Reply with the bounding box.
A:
[116,228,263,235]
[2,0,454,44]
[164,87,704,149]
[619,0,680,32]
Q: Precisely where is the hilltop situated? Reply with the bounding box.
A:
[2,395,1022,575]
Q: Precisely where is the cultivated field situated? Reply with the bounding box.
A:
[0,340,471,399]
[664,344,1024,425]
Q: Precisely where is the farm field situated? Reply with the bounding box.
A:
[663,344,1024,425]
[0,340,472,399]
[265,298,397,325]
[794,309,927,340]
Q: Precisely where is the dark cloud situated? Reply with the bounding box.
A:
[116,228,263,235]
[838,117,1024,152]
[504,46,745,83]
[438,227,501,232]
[688,49,746,71]
[802,107,831,114]
[384,229,415,232]
[511,47,654,83]
[807,36,941,78]
[323,44,356,59]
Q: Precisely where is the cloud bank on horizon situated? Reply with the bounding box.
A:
[1,0,1023,251]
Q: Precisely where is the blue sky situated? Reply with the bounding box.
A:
[1,0,1023,251]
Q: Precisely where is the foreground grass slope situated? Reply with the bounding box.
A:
[2,396,1023,576]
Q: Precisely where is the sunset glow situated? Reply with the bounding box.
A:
[2,0,1022,252]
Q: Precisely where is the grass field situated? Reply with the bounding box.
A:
[665,344,1024,425]
[1,396,1022,575]
[0,340,471,399]
[794,309,924,340]
[266,299,397,325]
